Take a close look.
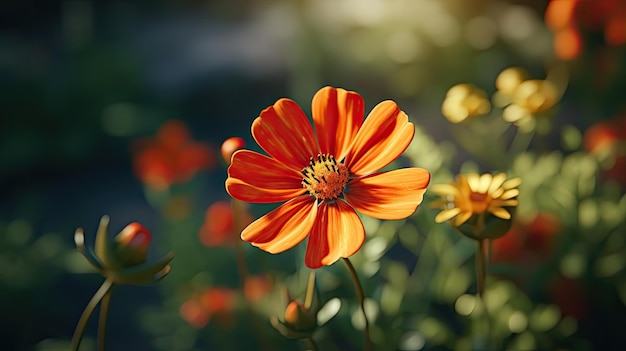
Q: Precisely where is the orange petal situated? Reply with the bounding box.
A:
[344,101,414,176]
[226,150,305,203]
[344,168,430,220]
[252,98,319,170]
[305,200,365,269]
[241,195,317,253]
[312,86,364,160]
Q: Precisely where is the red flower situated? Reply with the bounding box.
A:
[546,0,626,60]
[243,275,274,303]
[133,119,216,190]
[492,213,562,266]
[179,287,238,328]
[198,200,253,247]
[225,86,430,268]
[583,113,626,185]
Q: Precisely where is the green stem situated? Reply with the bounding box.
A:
[343,258,371,351]
[306,336,320,351]
[475,239,492,350]
[507,127,535,161]
[71,278,114,351]
[231,199,270,351]
[97,285,113,351]
[476,239,489,297]
[304,271,315,310]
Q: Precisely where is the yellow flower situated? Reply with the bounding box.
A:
[494,67,562,132]
[495,67,528,95]
[431,173,521,229]
[441,84,491,123]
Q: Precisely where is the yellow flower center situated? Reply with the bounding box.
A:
[301,154,349,201]
[469,192,490,213]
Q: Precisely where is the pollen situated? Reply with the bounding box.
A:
[301,154,349,201]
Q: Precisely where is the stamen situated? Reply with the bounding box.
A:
[301,153,349,201]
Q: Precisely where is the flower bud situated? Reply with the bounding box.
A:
[75,216,174,285]
[271,300,318,339]
[496,67,527,95]
[284,301,316,331]
[221,137,246,165]
[114,222,151,267]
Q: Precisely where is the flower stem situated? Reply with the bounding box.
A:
[231,199,270,351]
[71,278,114,351]
[306,336,320,351]
[343,258,371,351]
[475,239,492,350]
[475,239,489,297]
[304,271,315,310]
[97,284,113,351]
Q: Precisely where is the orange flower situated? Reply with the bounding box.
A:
[545,0,626,60]
[198,200,253,247]
[133,119,216,190]
[225,86,430,268]
[179,287,238,328]
[243,275,274,302]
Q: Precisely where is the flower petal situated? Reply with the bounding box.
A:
[488,173,508,194]
[252,98,319,170]
[304,200,365,269]
[435,207,462,223]
[500,189,520,200]
[344,168,431,220]
[502,177,522,189]
[312,86,364,160]
[493,199,519,207]
[344,101,414,176]
[477,173,493,194]
[489,207,512,220]
[241,195,317,253]
[226,150,305,203]
[431,183,460,196]
[453,210,473,226]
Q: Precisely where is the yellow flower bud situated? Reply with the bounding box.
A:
[496,67,528,95]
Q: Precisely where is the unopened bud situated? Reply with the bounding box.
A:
[221,137,246,165]
[115,222,151,267]
[284,301,317,331]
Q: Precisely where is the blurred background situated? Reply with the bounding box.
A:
[1,0,625,350]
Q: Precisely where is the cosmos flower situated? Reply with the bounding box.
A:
[198,200,253,247]
[431,173,521,230]
[545,0,626,60]
[225,86,430,268]
[132,119,216,190]
[583,113,626,185]
[179,287,238,328]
